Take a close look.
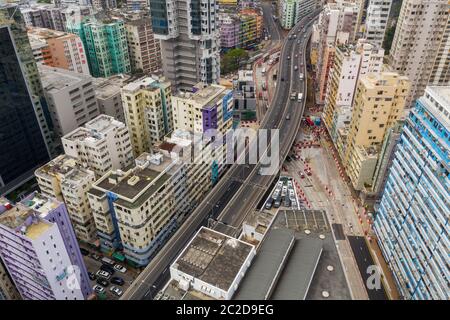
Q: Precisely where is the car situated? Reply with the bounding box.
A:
[294,66,298,71]
[110,286,123,297]
[286,114,291,120]
[114,264,127,273]
[111,277,125,286]
[88,272,96,281]
[101,257,115,266]
[96,270,111,280]
[100,264,115,275]
[96,278,109,287]
[265,198,274,210]
[295,54,298,58]
[93,285,105,294]
[306,169,312,176]
[294,34,297,38]
[281,77,285,81]
[287,56,290,60]
[80,248,89,256]
[300,172,305,179]
[91,253,101,261]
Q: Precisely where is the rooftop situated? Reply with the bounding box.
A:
[174,84,228,107]
[91,152,177,206]
[93,74,131,100]
[35,154,79,178]
[424,86,450,128]
[121,76,159,92]
[63,115,125,142]
[38,65,92,93]
[172,227,254,292]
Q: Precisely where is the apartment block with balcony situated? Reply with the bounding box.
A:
[35,155,97,243]
[149,0,221,90]
[61,115,134,177]
[374,86,449,300]
[343,71,410,190]
[388,0,449,108]
[0,194,92,300]
[121,76,174,157]
[364,0,392,47]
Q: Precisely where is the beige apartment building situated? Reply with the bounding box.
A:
[35,155,97,242]
[121,76,173,157]
[27,27,90,75]
[62,114,134,177]
[342,71,410,190]
[388,0,449,107]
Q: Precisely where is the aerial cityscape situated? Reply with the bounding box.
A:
[0,0,448,305]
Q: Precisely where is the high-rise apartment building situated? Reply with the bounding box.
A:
[323,40,384,143]
[35,155,97,243]
[429,12,450,86]
[149,0,221,90]
[39,65,100,137]
[388,0,450,107]
[374,86,449,300]
[27,27,90,75]
[279,0,318,30]
[68,17,131,78]
[342,71,410,190]
[0,4,52,195]
[121,76,173,157]
[364,0,392,47]
[314,0,361,103]
[0,193,92,300]
[122,11,162,74]
[61,115,134,177]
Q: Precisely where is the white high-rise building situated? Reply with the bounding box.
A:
[149,0,221,91]
[364,0,392,47]
[61,114,134,177]
[388,0,450,107]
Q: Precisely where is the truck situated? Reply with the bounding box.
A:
[299,72,304,80]
[297,93,303,102]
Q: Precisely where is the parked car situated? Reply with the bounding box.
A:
[300,172,305,179]
[96,270,111,280]
[114,264,127,273]
[265,198,274,210]
[96,278,109,287]
[111,277,125,286]
[88,272,96,281]
[100,264,115,275]
[306,169,312,176]
[93,285,105,294]
[91,253,101,261]
[80,248,89,256]
[110,286,123,297]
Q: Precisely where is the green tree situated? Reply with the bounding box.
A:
[221,48,249,75]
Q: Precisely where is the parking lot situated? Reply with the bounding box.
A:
[80,247,139,300]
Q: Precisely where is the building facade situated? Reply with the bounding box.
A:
[342,71,410,190]
[388,0,450,107]
[374,86,449,300]
[39,65,99,137]
[0,194,92,300]
[364,0,392,47]
[35,155,97,243]
[121,76,174,157]
[149,0,221,90]
[93,74,131,123]
[61,115,134,177]
[0,5,52,196]
[69,17,131,78]
[27,27,90,75]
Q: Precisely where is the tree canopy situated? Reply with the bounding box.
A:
[221,48,249,75]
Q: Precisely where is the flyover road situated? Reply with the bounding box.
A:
[121,10,322,300]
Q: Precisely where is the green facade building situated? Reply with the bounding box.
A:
[68,18,131,78]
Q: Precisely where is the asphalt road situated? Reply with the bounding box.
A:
[122,9,322,300]
[348,236,388,300]
[261,1,282,41]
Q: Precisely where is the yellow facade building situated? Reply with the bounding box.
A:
[342,71,410,190]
